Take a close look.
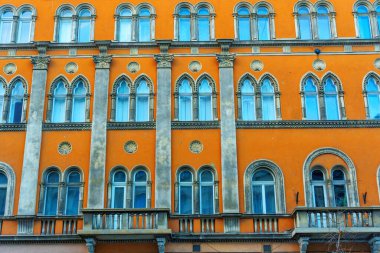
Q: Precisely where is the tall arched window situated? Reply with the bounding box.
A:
[118,8,133,42]
[179,170,193,214]
[138,8,151,42]
[324,78,340,120]
[52,81,67,123]
[17,10,33,43]
[0,172,7,216]
[199,170,214,214]
[178,8,191,41]
[237,7,251,40]
[377,5,380,35]
[257,6,270,40]
[304,77,320,120]
[65,170,81,215]
[198,79,213,121]
[365,76,380,119]
[332,169,348,207]
[0,84,5,123]
[0,10,13,43]
[133,170,147,208]
[261,78,276,120]
[311,169,327,207]
[297,6,312,40]
[77,9,92,42]
[115,80,130,122]
[356,5,372,39]
[58,9,73,43]
[241,79,255,120]
[135,80,150,122]
[316,6,331,39]
[252,170,275,214]
[179,79,193,121]
[44,171,60,215]
[8,81,25,123]
[112,170,127,208]
[197,7,210,41]
[71,81,86,122]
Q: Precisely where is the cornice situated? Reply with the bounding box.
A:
[236,120,380,129]
[0,123,26,131]
[42,122,92,131]
[107,121,156,130]
[171,121,220,129]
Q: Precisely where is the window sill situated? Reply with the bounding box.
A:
[171,121,220,129]
[0,123,26,131]
[42,122,92,131]
[236,120,380,129]
[107,121,156,130]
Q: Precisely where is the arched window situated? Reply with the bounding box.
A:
[44,171,60,215]
[17,10,33,43]
[377,5,380,36]
[252,170,275,214]
[52,81,67,123]
[303,77,320,120]
[178,8,191,41]
[199,170,214,214]
[261,78,276,120]
[311,169,327,207]
[198,78,213,121]
[332,169,348,207]
[138,8,151,42]
[77,9,92,42]
[112,170,127,208]
[58,9,73,43]
[65,170,81,215]
[356,5,372,39]
[237,7,251,40]
[0,84,5,123]
[8,81,25,123]
[365,76,380,119]
[316,6,331,39]
[257,6,270,40]
[179,170,193,214]
[297,6,312,40]
[71,81,87,122]
[133,170,147,208]
[0,172,7,216]
[197,7,210,41]
[135,80,150,122]
[115,80,130,122]
[179,79,193,121]
[118,8,132,42]
[323,78,340,120]
[0,10,13,43]
[241,78,255,120]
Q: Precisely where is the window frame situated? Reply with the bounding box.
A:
[0,163,15,217]
[63,169,83,216]
[363,73,380,119]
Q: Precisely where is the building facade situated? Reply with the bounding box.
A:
[0,0,380,252]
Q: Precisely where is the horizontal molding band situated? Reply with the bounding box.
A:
[0,123,26,131]
[42,122,92,131]
[107,121,156,130]
[236,120,380,129]
[171,121,220,129]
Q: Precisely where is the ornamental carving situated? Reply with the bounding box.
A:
[93,55,113,69]
[154,54,174,68]
[31,56,51,70]
[250,60,264,71]
[3,63,16,75]
[124,140,138,154]
[65,62,78,74]
[58,141,72,155]
[189,61,202,72]
[189,140,203,154]
[216,54,235,68]
[312,59,326,71]
[375,58,380,70]
[127,62,140,73]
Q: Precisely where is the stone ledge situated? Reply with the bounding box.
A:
[171,121,220,129]
[42,122,92,131]
[0,123,26,131]
[236,120,380,129]
[107,121,156,130]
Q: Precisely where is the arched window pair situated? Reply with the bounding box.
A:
[39,168,83,216]
[47,77,90,123]
[0,6,35,43]
[301,74,345,120]
[175,75,217,121]
[115,4,155,42]
[363,73,380,119]
[0,163,15,216]
[55,5,95,43]
[235,4,274,41]
[108,168,151,209]
[294,3,337,40]
[175,4,215,41]
[0,78,27,123]
[237,74,281,121]
[111,76,154,122]
[175,167,218,215]
[354,2,380,39]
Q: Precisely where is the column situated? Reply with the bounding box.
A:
[298,237,309,253]
[216,47,239,214]
[154,53,174,209]
[18,54,50,216]
[87,53,112,209]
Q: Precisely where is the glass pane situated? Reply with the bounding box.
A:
[0,188,6,215]
[200,185,213,214]
[52,97,66,122]
[252,185,263,213]
[116,95,129,121]
[120,8,132,16]
[265,185,276,213]
[242,95,255,120]
[317,14,331,39]
[257,17,270,40]
[138,18,150,42]
[179,17,191,41]
[201,171,213,182]
[78,19,91,42]
[0,11,12,43]
[305,94,319,120]
[262,94,275,120]
[198,8,209,15]
[238,17,250,40]
[0,173,7,184]
[368,94,380,119]
[134,186,146,208]
[139,9,150,16]
[59,19,72,42]
[135,171,147,182]
[136,96,149,121]
[358,14,371,39]
[325,94,340,119]
[198,18,210,41]
[199,95,212,120]
[66,186,80,215]
[253,170,273,181]
[313,185,326,207]
[17,20,31,43]
[113,187,125,208]
[45,187,58,215]
[79,9,91,17]
[333,170,345,180]
[72,97,86,122]
[114,171,126,182]
[180,171,192,182]
[367,77,379,91]
[238,7,250,15]
[333,185,347,207]
[312,170,324,181]
[299,15,312,39]
[180,185,192,214]
[179,95,192,120]
[119,18,132,42]
[68,171,80,183]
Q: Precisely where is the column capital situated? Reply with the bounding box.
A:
[93,55,113,69]
[31,56,51,70]
[154,54,174,68]
[216,54,236,68]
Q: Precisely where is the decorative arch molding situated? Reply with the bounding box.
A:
[0,162,16,216]
[353,0,374,11]
[112,74,133,94]
[314,0,335,11]
[244,159,286,214]
[194,2,215,13]
[9,75,28,92]
[237,73,257,92]
[174,2,195,13]
[71,75,91,94]
[174,73,196,121]
[321,72,344,93]
[110,75,133,122]
[135,3,156,14]
[303,147,360,207]
[174,73,196,93]
[300,72,320,92]
[253,1,275,13]
[362,72,380,119]
[233,2,253,13]
[115,3,136,15]
[257,73,282,120]
[363,71,380,91]
[258,73,280,91]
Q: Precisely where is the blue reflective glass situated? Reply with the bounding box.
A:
[116,81,130,122]
[257,16,270,40]
[72,82,86,122]
[52,82,67,123]
[135,171,147,182]
[180,171,192,182]
[136,81,149,121]
[134,186,146,208]
[114,171,126,182]
[66,186,80,215]
[0,173,7,184]
[367,77,380,119]
[317,7,331,39]
[199,79,212,121]
[261,79,275,120]
[304,78,319,120]
[200,185,213,214]
[179,79,192,120]
[68,171,80,183]
[253,170,273,181]
[180,185,192,214]
[324,79,340,120]
[241,79,255,120]
[198,17,210,41]
[201,170,213,182]
[357,6,371,39]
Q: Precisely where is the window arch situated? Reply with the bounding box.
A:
[42,169,61,215]
[197,7,210,41]
[258,75,281,120]
[301,75,320,120]
[331,167,348,207]
[252,170,276,214]
[196,75,217,121]
[354,3,373,39]
[111,169,128,208]
[199,169,216,214]
[310,167,327,207]
[363,73,380,119]
[138,8,151,42]
[0,162,15,216]
[16,7,35,43]
[132,168,150,208]
[116,79,131,122]
[237,75,257,120]
[56,7,74,43]
[8,79,26,123]
[0,8,14,43]
[51,81,67,123]
[63,168,83,215]
[174,74,196,121]
[71,80,88,122]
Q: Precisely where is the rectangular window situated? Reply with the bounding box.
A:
[242,95,255,120]
[265,185,276,213]
[305,95,319,120]
[180,185,192,214]
[317,16,331,39]
[200,185,213,214]
[45,187,58,215]
[198,18,210,41]
[138,19,150,42]
[78,19,91,42]
[325,95,340,120]
[368,94,380,119]
[136,96,149,121]
[119,19,132,42]
[299,16,312,39]
[17,21,31,43]
[333,185,347,207]
[134,186,146,208]
[52,97,66,123]
[9,99,23,123]
[66,186,80,215]
[252,185,263,213]
[116,96,130,121]
[262,95,275,120]
[58,19,72,43]
[358,16,371,39]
